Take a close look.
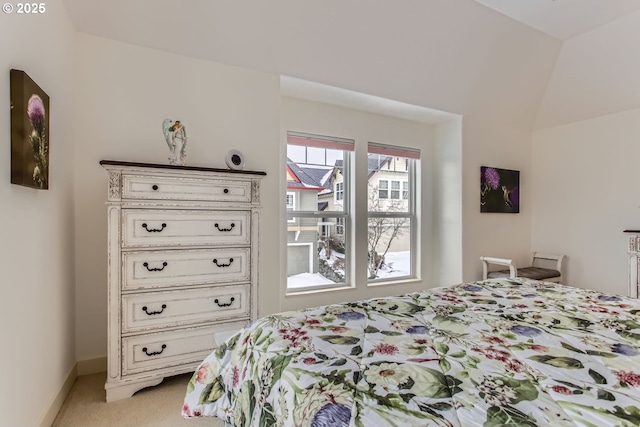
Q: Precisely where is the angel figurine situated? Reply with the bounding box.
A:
[162,119,187,165]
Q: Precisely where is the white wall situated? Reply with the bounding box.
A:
[461,117,534,281]
[532,108,640,295]
[73,34,281,360]
[279,97,436,311]
[433,118,463,286]
[0,1,76,426]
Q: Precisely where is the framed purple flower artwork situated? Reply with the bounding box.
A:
[10,69,50,189]
[480,166,519,213]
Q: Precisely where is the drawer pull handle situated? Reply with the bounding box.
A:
[142,344,166,357]
[143,261,168,272]
[142,223,167,232]
[152,185,159,191]
[214,222,235,232]
[223,188,229,194]
[213,258,234,268]
[214,297,235,307]
[142,304,167,315]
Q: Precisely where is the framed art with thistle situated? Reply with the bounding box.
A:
[10,69,50,189]
[480,166,520,213]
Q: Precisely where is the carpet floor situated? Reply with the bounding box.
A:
[51,372,223,427]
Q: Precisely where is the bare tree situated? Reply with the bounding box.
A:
[367,183,408,279]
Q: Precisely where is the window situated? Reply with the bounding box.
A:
[286,133,419,291]
[390,180,401,199]
[367,142,420,283]
[378,179,408,200]
[286,132,353,291]
[378,180,388,199]
[286,192,296,223]
[335,182,344,201]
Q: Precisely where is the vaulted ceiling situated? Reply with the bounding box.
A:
[61,0,640,130]
[474,0,640,40]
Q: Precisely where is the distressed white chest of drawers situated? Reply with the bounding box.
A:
[100,160,265,402]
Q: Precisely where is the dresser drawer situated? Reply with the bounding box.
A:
[122,210,249,248]
[122,284,250,333]
[122,321,246,376]
[121,174,252,203]
[123,248,250,291]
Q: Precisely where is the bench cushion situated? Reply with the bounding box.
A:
[487,267,560,281]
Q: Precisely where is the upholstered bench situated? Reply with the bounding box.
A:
[480,252,564,283]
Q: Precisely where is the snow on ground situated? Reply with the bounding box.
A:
[377,251,410,279]
[287,251,410,289]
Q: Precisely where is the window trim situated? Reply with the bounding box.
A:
[367,145,418,285]
[286,132,353,293]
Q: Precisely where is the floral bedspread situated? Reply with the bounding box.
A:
[182,279,640,426]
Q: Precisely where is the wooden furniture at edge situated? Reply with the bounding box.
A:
[480,252,564,283]
[625,230,640,298]
[100,160,265,402]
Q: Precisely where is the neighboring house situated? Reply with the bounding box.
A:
[288,154,412,279]
[286,158,331,276]
[318,155,411,252]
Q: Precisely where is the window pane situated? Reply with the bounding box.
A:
[391,181,401,199]
[378,180,388,199]
[307,147,326,165]
[287,216,347,290]
[367,217,411,280]
[335,182,343,201]
[287,145,345,213]
[287,145,306,163]
[367,146,416,285]
[287,135,351,291]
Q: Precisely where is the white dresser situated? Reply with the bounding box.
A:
[626,230,640,299]
[100,160,265,402]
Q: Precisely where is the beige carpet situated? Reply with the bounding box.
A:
[52,372,223,427]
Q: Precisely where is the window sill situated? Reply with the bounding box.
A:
[367,277,420,287]
[285,283,355,297]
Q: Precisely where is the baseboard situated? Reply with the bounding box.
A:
[77,357,107,375]
[37,358,107,427]
[38,363,77,427]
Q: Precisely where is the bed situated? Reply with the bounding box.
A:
[182,278,640,426]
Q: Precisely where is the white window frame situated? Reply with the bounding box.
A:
[367,142,420,285]
[286,132,353,293]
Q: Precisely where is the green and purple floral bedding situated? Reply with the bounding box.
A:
[182,279,640,426]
